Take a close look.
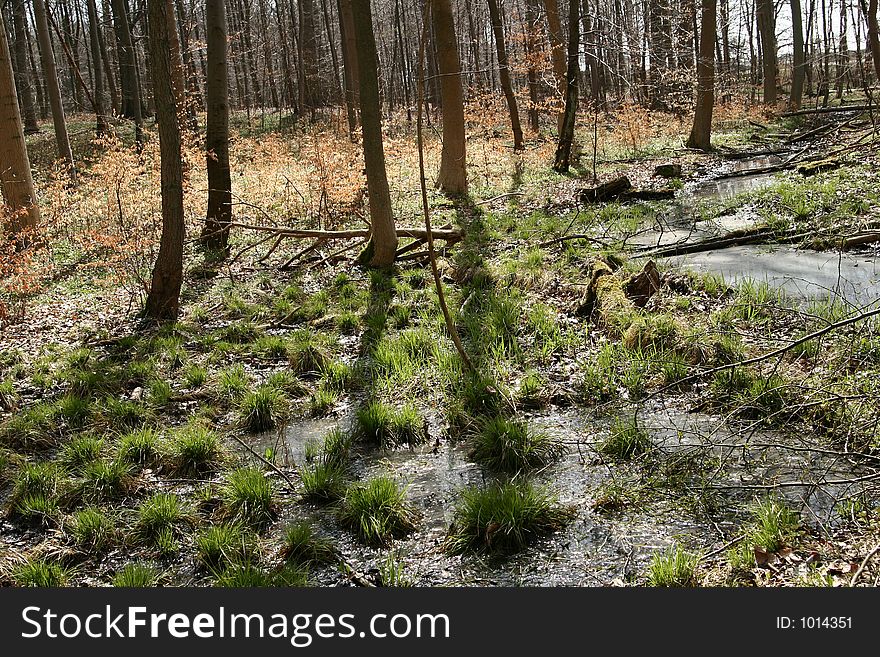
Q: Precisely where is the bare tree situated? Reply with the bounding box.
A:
[202,0,232,253]
[432,0,467,196]
[144,0,185,320]
[686,0,716,150]
[33,0,75,179]
[756,0,777,103]
[11,1,39,135]
[790,0,805,109]
[553,0,579,171]
[352,0,397,267]
[487,0,524,150]
[0,11,39,235]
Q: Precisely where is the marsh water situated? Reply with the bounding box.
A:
[242,155,880,586]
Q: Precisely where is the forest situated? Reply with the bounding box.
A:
[0,0,879,589]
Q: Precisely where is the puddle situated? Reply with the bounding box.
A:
[670,245,880,304]
[249,402,876,586]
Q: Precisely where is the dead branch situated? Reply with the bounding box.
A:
[850,543,880,587]
[228,221,462,243]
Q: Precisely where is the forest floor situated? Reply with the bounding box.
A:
[2,99,880,587]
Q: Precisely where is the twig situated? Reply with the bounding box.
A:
[227,433,298,491]
[850,543,880,587]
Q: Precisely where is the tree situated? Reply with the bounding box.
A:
[0,11,39,235]
[865,0,880,83]
[432,0,467,196]
[202,0,232,253]
[756,0,777,103]
[351,0,397,267]
[144,0,185,320]
[32,0,75,180]
[111,0,144,144]
[553,0,579,172]
[11,1,39,135]
[487,0,524,150]
[789,0,805,109]
[686,0,716,150]
[86,0,109,134]
[338,0,359,137]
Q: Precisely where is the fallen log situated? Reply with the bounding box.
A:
[781,103,872,117]
[228,221,463,243]
[579,176,632,202]
[797,158,841,176]
[619,188,676,201]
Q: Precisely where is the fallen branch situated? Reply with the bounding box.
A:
[850,543,880,587]
[781,103,872,117]
[648,306,880,398]
[228,433,298,491]
[228,221,462,243]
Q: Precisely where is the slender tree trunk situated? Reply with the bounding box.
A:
[432,0,467,195]
[300,0,320,111]
[25,12,47,120]
[790,0,805,109]
[338,0,359,137]
[526,0,540,131]
[351,0,397,267]
[11,2,39,134]
[33,0,75,180]
[87,0,109,134]
[145,0,184,321]
[687,0,716,150]
[0,11,40,235]
[487,0,523,150]
[95,0,120,115]
[110,0,143,144]
[257,0,280,108]
[553,0,579,172]
[202,0,231,252]
[756,0,777,103]
[866,0,880,82]
[543,0,567,106]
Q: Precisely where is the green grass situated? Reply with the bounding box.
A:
[101,397,151,429]
[266,370,308,396]
[378,551,414,587]
[78,458,134,503]
[112,563,159,587]
[353,401,425,447]
[13,559,69,587]
[117,427,160,466]
[0,401,63,449]
[469,416,564,472]
[338,476,417,546]
[238,385,286,432]
[280,521,338,565]
[218,364,251,399]
[647,544,700,587]
[598,418,653,460]
[445,481,572,555]
[60,434,105,470]
[213,562,309,587]
[288,330,330,374]
[748,498,800,552]
[148,379,173,407]
[254,334,289,358]
[307,386,338,416]
[163,423,223,476]
[195,524,256,571]
[58,394,92,430]
[183,365,208,388]
[221,467,276,527]
[70,506,115,550]
[320,361,355,391]
[134,492,191,543]
[299,429,352,503]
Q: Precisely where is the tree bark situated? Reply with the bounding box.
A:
[11,1,39,134]
[686,0,716,150]
[33,0,75,180]
[86,0,109,134]
[145,0,185,321]
[351,0,397,267]
[790,0,805,109]
[338,0,359,137]
[866,0,880,82]
[110,0,143,144]
[0,11,40,235]
[553,0,579,172]
[487,0,524,150]
[202,0,231,252]
[432,0,467,195]
[756,0,777,103]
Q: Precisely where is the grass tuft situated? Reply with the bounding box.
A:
[338,476,417,546]
[469,416,564,473]
[647,544,700,587]
[353,401,425,447]
[598,418,653,460]
[221,467,276,528]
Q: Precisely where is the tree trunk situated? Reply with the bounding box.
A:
[11,1,39,134]
[299,0,321,112]
[867,0,880,82]
[33,0,75,180]
[0,11,40,235]
[202,0,231,252]
[86,0,109,134]
[790,0,805,109]
[432,0,467,195]
[351,0,397,267]
[95,0,121,115]
[110,0,143,144]
[487,0,524,150]
[686,0,716,150]
[553,0,579,172]
[145,0,184,321]
[543,0,567,110]
[756,0,777,103]
[525,0,540,132]
[338,0,359,137]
